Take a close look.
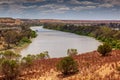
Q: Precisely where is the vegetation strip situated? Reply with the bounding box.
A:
[43,23,120,49]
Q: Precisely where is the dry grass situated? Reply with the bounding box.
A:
[17,50,120,80]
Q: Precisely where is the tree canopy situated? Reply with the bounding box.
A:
[57,56,78,75]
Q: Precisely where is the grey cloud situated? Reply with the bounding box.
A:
[99,0,120,6]
[69,0,99,5]
[98,3,114,8]
[0,0,15,5]
[20,5,37,9]
[15,0,46,3]
[0,0,45,5]
[8,4,24,14]
[72,6,96,11]
[0,0,119,17]
[57,0,64,3]
[38,4,70,13]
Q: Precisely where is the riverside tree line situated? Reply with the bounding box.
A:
[0,50,50,80]
[0,24,37,50]
[43,23,120,49]
[0,44,114,80]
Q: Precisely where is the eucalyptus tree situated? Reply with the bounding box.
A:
[1,59,20,80]
[67,49,78,56]
[97,43,112,56]
[57,56,79,75]
[36,51,50,59]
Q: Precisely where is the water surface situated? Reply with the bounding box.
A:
[21,26,101,58]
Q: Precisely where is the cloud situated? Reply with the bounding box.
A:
[69,0,98,5]
[0,0,14,5]
[0,0,42,14]
[57,0,64,3]
[0,0,119,19]
[103,0,120,6]
[16,0,46,3]
[38,4,70,13]
[72,6,96,11]
[0,5,4,11]
[20,5,37,9]
[0,0,46,5]
[7,4,24,14]
[98,3,114,8]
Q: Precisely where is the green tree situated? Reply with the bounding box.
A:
[113,31,120,39]
[67,49,78,56]
[21,54,35,67]
[1,51,21,60]
[4,30,18,49]
[97,43,112,56]
[56,56,78,75]
[19,37,31,44]
[36,51,50,59]
[30,31,37,38]
[1,59,20,80]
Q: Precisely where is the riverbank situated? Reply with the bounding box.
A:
[0,40,31,54]
[13,43,30,53]
[43,24,120,49]
[0,30,37,54]
[20,26,101,58]
[18,50,120,80]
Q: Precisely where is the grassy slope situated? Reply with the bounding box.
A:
[19,50,120,80]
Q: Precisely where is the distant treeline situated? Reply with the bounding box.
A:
[0,24,37,50]
[44,23,120,49]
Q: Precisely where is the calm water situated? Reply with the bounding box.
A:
[20,26,101,58]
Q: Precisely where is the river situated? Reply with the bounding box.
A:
[20,26,101,58]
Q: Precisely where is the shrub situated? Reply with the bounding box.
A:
[1,59,20,80]
[97,43,112,56]
[117,66,120,71]
[21,37,31,43]
[30,31,37,38]
[21,54,35,67]
[0,51,21,60]
[67,49,78,56]
[56,56,78,75]
[19,37,31,45]
[36,51,50,59]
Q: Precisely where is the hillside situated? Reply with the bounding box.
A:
[0,17,21,25]
[19,50,120,80]
[0,17,120,26]
[39,19,120,24]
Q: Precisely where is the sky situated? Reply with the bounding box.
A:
[0,0,120,20]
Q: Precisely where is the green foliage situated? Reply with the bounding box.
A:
[1,25,37,50]
[36,51,50,59]
[21,51,50,67]
[1,59,20,80]
[113,31,120,39]
[57,56,78,75]
[0,51,21,60]
[0,50,50,79]
[3,30,19,48]
[30,31,37,38]
[67,49,78,56]
[116,42,120,49]
[19,37,31,45]
[97,43,112,56]
[22,54,35,67]
[0,51,21,80]
[44,24,120,49]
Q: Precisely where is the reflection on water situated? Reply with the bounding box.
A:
[20,26,101,58]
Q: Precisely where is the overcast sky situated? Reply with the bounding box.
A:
[0,0,120,20]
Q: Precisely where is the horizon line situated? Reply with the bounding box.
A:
[0,17,120,21]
